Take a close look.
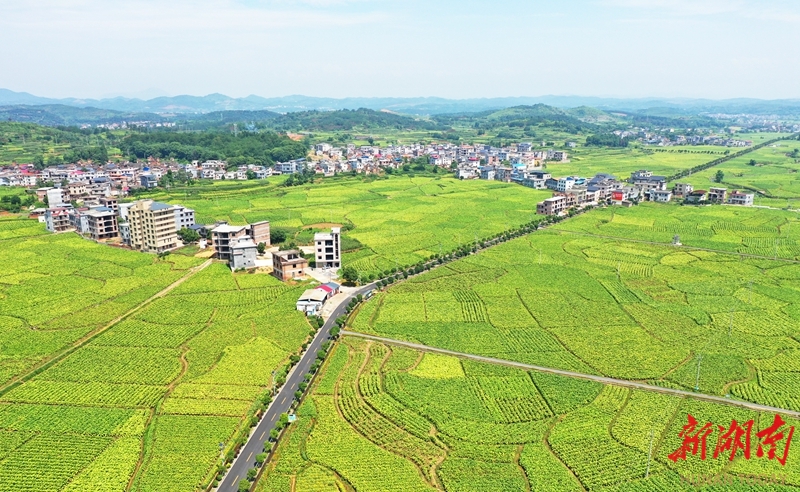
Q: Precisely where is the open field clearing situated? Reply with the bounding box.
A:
[0,224,313,491]
[551,145,723,178]
[553,201,800,258]
[143,175,552,275]
[351,204,800,412]
[677,139,800,207]
[0,217,202,387]
[257,337,800,491]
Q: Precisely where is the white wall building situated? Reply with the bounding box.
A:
[314,227,341,269]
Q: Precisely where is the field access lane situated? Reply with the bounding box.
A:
[343,330,800,419]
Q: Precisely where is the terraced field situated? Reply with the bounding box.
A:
[0,221,315,491]
[350,205,800,414]
[257,338,800,491]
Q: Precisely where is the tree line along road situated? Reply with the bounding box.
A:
[216,283,377,492]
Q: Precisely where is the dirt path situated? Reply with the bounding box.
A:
[342,331,800,419]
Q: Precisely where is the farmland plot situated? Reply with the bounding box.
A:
[257,339,800,491]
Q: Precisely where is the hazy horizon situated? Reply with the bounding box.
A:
[5,88,800,103]
[2,0,798,101]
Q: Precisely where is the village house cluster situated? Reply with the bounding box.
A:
[531,169,756,216]
[310,141,569,176]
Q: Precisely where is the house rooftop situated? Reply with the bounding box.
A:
[298,289,327,302]
[212,224,247,234]
[232,236,257,249]
[149,202,174,211]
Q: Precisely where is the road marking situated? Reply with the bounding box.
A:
[281,395,286,404]
[260,430,266,439]
[248,451,253,461]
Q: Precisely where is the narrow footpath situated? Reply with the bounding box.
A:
[0,258,212,396]
[343,330,800,419]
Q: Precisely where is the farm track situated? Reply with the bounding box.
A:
[342,331,800,419]
[552,229,800,263]
[0,259,213,396]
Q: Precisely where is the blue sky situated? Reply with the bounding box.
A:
[1,0,798,100]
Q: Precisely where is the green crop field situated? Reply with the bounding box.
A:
[0,221,315,491]
[350,203,800,412]
[550,145,723,179]
[257,337,800,491]
[4,145,800,490]
[141,175,553,276]
[139,158,747,279]
[0,217,202,386]
[553,201,800,258]
[675,139,800,207]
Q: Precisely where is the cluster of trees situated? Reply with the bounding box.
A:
[156,169,196,188]
[176,227,200,243]
[283,168,317,187]
[265,108,440,132]
[586,133,629,147]
[118,131,307,165]
[0,193,35,213]
[0,122,120,168]
[434,105,594,136]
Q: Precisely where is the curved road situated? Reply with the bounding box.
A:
[217,283,376,492]
[343,330,800,419]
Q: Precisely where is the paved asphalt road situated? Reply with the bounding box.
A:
[217,283,375,492]
[343,330,800,419]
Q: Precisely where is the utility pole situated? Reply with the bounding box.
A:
[694,354,703,392]
[728,306,734,337]
[645,429,654,478]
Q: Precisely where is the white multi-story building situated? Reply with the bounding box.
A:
[314,227,341,269]
[728,191,754,206]
[555,177,576,192]
[173,205,196,231]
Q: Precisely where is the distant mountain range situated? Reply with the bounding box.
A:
[2,88,800,116]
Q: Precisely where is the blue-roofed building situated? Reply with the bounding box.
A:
[140,174,158,189]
